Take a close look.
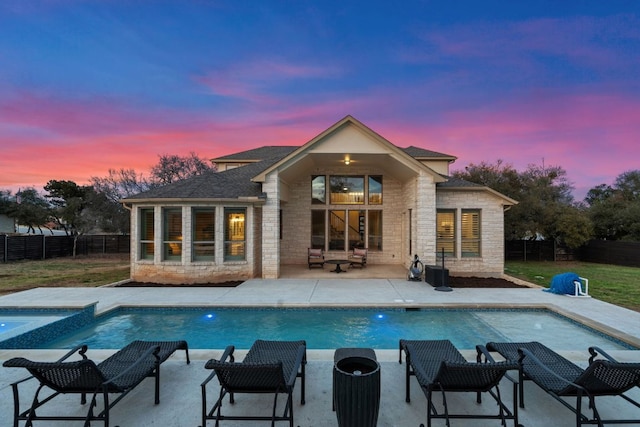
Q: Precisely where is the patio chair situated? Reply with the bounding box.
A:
[349,247,367,268]
[201,339,307,427]
[486,341,640,426]
[2,339,190,427]
[308,248,324,269]
[399,339,520,427]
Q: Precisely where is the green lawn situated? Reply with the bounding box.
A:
[0,255,130,295]
[1,256,638,313]
[505,261,640,312]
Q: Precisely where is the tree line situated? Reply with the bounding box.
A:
[453,161,640,247]
[0,153,215,239]
[1,154,639,249]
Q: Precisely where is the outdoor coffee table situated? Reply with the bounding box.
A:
[325,259,351,273]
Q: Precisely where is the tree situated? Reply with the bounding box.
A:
[453,160,593,248]
[0,189,12,214]
[44,180,89,235]
[91,168,151,203]
[149,152,215,186]
[88,154,215,234]
[586,170,640,241]
[6,188,52,233]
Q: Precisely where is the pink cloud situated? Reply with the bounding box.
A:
[1,83,637,203]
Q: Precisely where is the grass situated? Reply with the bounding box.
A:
[505,261,640,312]
[0,254,130,295]
[1,256,639,312]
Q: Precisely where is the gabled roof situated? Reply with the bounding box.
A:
[122,115,513,204]
[252,115,447,183]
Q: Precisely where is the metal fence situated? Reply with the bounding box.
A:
[1,234,130,262]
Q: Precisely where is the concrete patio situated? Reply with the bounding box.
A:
[1,273,639,426]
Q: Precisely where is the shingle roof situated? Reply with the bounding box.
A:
[124,144,461,201]
[401,146,456,159]
[436,175,485,188]
[124,158,280,200]
[213,146,298,162]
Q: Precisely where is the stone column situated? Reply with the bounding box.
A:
[261,173,280,278]
[415,173,437,266]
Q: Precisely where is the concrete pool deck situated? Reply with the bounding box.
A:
[1,277,640,426]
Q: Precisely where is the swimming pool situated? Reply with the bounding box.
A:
[35,308,635,351]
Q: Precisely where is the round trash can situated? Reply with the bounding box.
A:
[334,356,381,427]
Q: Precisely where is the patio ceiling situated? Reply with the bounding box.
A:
[276,152,421,183]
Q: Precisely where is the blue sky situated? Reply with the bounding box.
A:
[1,0,639,199]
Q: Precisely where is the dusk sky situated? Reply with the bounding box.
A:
[1,1,639,200]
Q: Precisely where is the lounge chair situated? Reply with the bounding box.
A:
[308,248,324,269]
[399,339,520,427]
[3,339,190,427]
[201,339,306,427]
[350,247,367,268]
[486,341,640,426]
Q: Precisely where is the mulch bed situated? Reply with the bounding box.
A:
[448,276,525,288]
[118,277,524,288]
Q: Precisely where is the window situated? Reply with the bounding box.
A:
[224,208,246,261]
[311,176,326,204]
[436,210,455,256]
[329,210,346,250]
[311,175,382,251]
[368,210,382,250]
[461,210,481,257]
[311,211,326,249]
[139,208,154,260]
[368,176,382,204]
[330,176,364,204]
[163,208,182,261]
[348,210,365,249]
[192,208,215,261]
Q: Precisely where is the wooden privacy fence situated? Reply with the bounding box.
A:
[578,240,640,268]
[505,239,640,267]
[0,234,130,262]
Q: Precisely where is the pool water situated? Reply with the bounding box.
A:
[0,311,76,344]
[40,308,634,350]
[0,321,28,334]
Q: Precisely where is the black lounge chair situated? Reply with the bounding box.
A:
[486,341,640,426]
[2,339,190,427]
[201,339,306,427]
[399,339,520,427]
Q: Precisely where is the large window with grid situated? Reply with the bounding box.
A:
[436,210,455,256]
[461,210,481,257]
[311,175,383,251]
[192,208,215,261]
[163,208,182,261]
[139,208,154,260]
[224,208,246,261]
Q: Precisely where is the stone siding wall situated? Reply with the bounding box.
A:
[130,203,256,284]
[435,191,506,276]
